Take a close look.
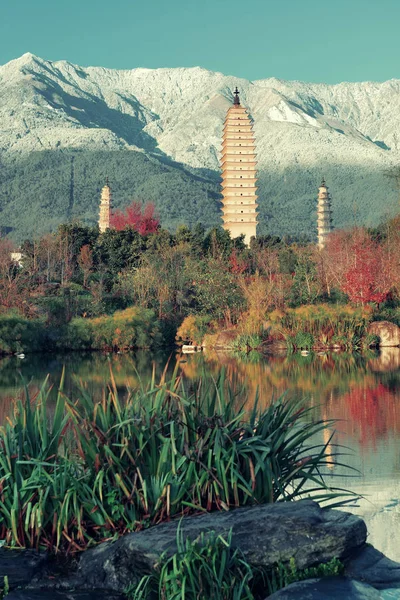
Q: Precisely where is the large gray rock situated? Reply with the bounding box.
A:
[6,592,124,600]
[346,545,400,589]
[75,499,367,592]
[368,321,400,347]
[0,549,48,588]
[267,577,381,599]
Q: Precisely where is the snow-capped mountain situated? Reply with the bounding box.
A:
[1,52,399,239]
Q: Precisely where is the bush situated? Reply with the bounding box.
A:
[232,334,263,351]
[0,369,356,552]
[372,307,400,327]
[175,314,213,346]
[294,331,314,350]
[0,311,46,354]
[269,304,372,350]
[61,317,94,350]
[60,307,163,351]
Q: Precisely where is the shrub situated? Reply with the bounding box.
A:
[61,317,94,350]
[231,334,263,351]
[90,307,162,350]
[175,315,213,346]
[60,307,163,351]
[269,304,372,350]
[0,311,46,354]
[294,331,314,350]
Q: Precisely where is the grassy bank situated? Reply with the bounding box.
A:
[0,368,354,553]
[0,307,164,354]
[178,304,385,352]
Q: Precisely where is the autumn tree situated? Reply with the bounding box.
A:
[339,230,391,305]
[0,239,30,314]
[110,201,159,234]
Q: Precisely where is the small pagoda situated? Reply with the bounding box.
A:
[99,178,112,233]
[317,178,333,249]
[220,88,258,245]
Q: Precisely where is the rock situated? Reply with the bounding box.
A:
[368,321,400,347]
[75,499,367,592]
[214,329,238,348]
[262,340,288,355]
[267,577,381,599]
[345,544,400,589]
[6,591,124,600]
[368,347,400,372]
[0,549,48,588]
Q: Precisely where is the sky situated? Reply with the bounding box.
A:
[1,0,400,84]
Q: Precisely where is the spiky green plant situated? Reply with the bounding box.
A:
[0,365,357,552]
[126,527,344,600]
[127,526,256,600]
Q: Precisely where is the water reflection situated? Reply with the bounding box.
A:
[1,348,400,560]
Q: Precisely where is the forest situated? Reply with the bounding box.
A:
[0,199,400,354]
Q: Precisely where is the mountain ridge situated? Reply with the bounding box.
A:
[0,53,399,240]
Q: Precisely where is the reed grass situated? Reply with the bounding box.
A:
[0,365,356,553]
[269,304,372,350]
[127,527,344,600]
[128,526,256,600]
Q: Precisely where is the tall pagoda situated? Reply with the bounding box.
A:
[99,178,112,233]
[317,178,333,249]
[220,88,258,245]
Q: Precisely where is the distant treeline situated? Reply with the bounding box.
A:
[0,212,400,354]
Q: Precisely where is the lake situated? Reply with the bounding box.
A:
[1,347,400,562]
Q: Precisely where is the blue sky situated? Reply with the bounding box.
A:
[1,0,400,83]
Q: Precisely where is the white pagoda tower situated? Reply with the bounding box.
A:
[317,178,333,249]
[220,88,258,245]
[99,178,112,233]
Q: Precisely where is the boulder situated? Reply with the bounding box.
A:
[368,347,400,372]
[262,340,288,355]
[345,544,400,589]
[6,592,123,600]
[267,577,381,599]
[74,499,367,592]
[0,549,48,588]
[214,329,238,348]
[368,321,400,347]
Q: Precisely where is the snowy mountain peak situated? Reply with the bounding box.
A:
[0,53,400,239]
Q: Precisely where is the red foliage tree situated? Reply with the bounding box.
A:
[325,229,391,305]
[341,232,391,304]
[110,201,159,235]
[229,250,249,274]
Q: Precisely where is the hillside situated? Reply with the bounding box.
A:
[1,53,400,240]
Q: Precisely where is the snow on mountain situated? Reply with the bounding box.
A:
[0,52,399,238]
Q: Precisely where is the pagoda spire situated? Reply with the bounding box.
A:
[99,177,112,233]
[220,92,258,245]
[317,178,333,249]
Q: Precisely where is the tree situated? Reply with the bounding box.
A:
[94,228,148,273]
[78,245,93,288]
[0,239,30,314]
[132,243,194,320]
[339,230,391,305]
[110,201,159,234]
[290,247,322,306]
